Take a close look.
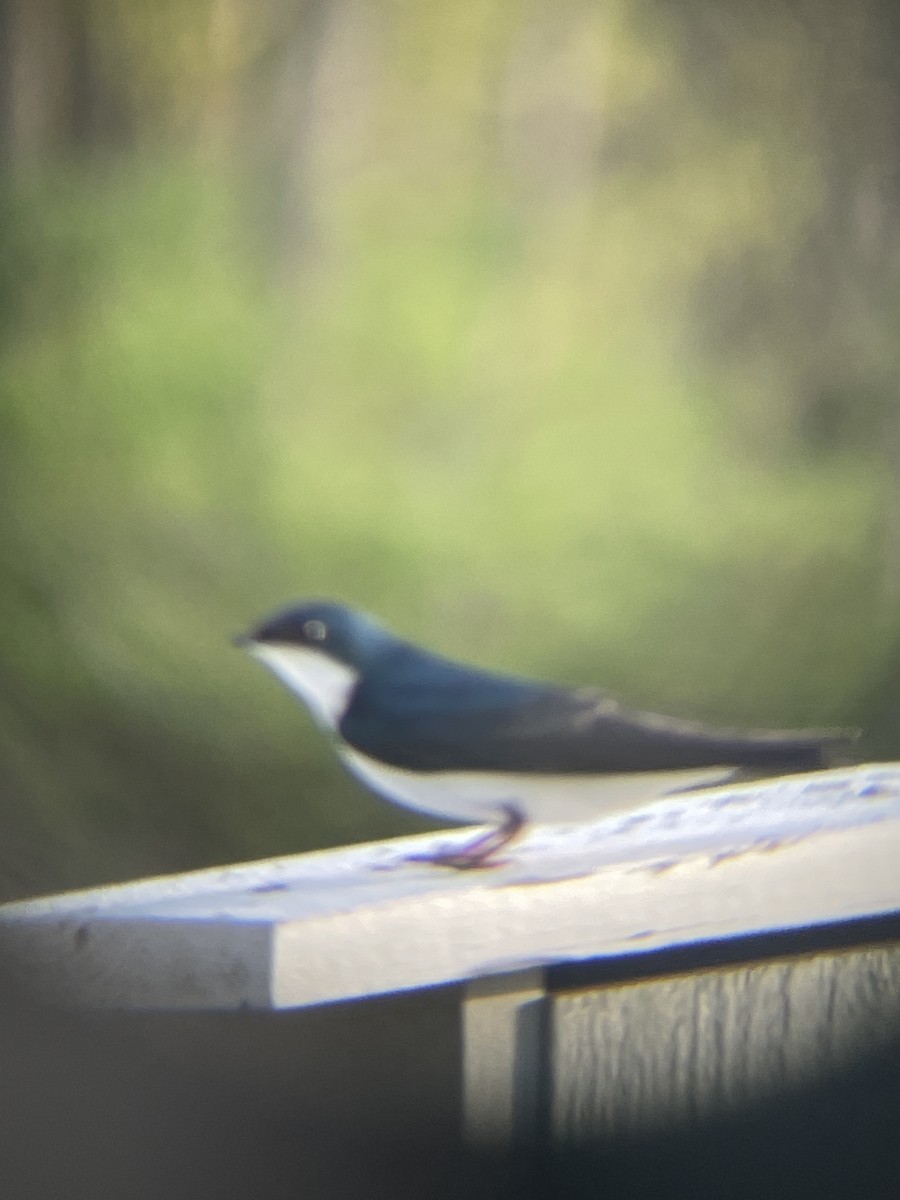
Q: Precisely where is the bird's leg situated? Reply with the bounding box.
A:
[406,803,527,870]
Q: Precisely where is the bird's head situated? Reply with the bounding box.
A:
[235,600,393,729]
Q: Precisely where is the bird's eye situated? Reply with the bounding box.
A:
[303,619,327,642]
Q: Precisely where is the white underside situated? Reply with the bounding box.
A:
[249,644,357,730]
[249,642,737,825]
[339,745,736,825]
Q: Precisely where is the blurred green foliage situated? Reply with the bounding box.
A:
[2,0,900,899]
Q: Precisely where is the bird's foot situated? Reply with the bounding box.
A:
[405,846,511,870]
[405,803,526,870]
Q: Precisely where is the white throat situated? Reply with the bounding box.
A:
[249,643,358,731]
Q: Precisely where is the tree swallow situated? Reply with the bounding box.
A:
[235,600,857,868]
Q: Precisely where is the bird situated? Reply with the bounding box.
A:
[234,600,858,868]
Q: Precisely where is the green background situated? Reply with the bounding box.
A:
[2,0,900,899]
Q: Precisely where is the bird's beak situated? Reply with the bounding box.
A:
[232,632,252,648]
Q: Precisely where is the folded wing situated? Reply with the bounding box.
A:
[340,647,856,775]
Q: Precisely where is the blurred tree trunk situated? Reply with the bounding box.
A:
[0,0,68,162]
[682,2,900,422]
[669,1,900,606]
[0,0,131,166]
[260,0,333,276]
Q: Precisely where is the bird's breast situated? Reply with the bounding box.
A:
[250,644,359,731]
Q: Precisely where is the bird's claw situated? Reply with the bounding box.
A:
[402,802,526,870]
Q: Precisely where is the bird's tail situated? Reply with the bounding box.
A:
[724,726,861,782]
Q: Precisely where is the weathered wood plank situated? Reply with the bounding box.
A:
[550,942,900,1141]
[461,970,548,1199]
[463,969,546,1146]
[1,766,898,1010]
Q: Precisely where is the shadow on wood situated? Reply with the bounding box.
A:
[0,980,463,1200]
[535,1029,900,1200]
